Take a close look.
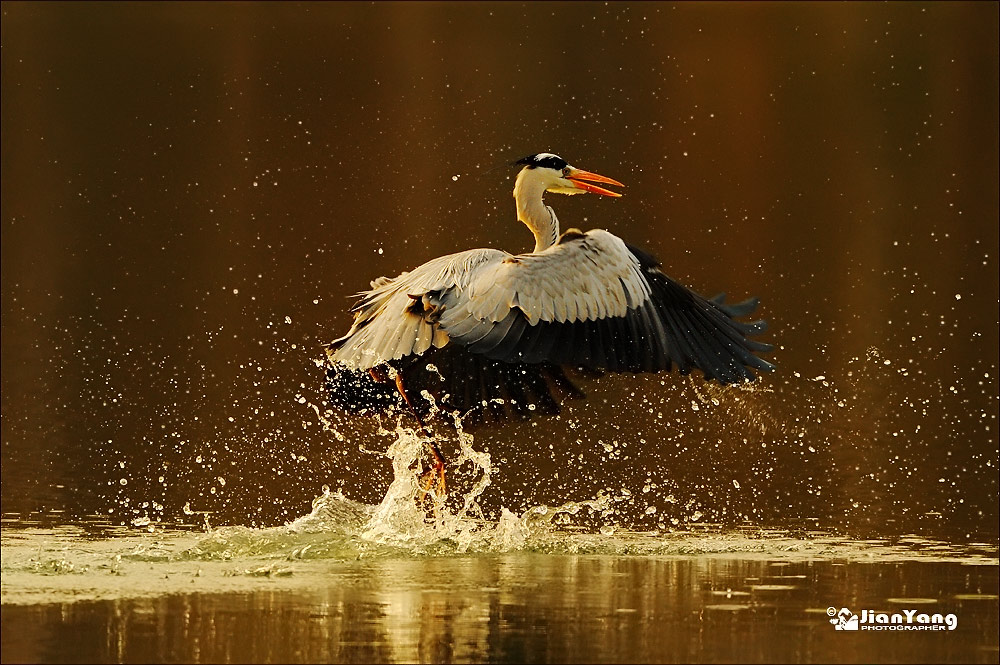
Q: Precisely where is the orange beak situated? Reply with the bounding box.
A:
[566,168,624,197]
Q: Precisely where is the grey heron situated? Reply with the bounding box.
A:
[324,152,775,492]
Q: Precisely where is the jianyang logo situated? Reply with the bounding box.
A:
[827,607,958,631]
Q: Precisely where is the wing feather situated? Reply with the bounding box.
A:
[327,248,506,370]
[328,231,774,386]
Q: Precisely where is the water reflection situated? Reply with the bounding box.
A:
[2,556,997,664]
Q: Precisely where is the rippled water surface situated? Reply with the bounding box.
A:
[3,493,999,664]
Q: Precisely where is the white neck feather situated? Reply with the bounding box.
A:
[514,169,560,253]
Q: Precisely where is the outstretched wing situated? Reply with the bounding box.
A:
[435,230,774,384]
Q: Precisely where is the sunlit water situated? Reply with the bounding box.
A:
[3,426,998,663]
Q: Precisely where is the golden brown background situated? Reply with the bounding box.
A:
[2,2,997,536]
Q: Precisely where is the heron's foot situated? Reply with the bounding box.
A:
[417,461,447,506]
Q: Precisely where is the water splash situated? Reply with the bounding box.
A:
[180,419,640,559]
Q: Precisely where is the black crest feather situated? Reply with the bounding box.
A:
[514,153,568,170]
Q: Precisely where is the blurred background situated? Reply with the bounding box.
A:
[2,1,997,537]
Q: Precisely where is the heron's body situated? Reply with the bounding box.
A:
[325,153,774,424]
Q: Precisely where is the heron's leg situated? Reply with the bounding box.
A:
[393,372,447,497]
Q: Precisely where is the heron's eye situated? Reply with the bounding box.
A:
[562,168,570,176]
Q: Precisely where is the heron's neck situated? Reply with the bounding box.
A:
[514,172,559,253]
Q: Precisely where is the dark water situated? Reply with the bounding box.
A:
[1,2,998,663]
[2,0,997,534]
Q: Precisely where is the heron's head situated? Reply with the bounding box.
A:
[513,153,623,197]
